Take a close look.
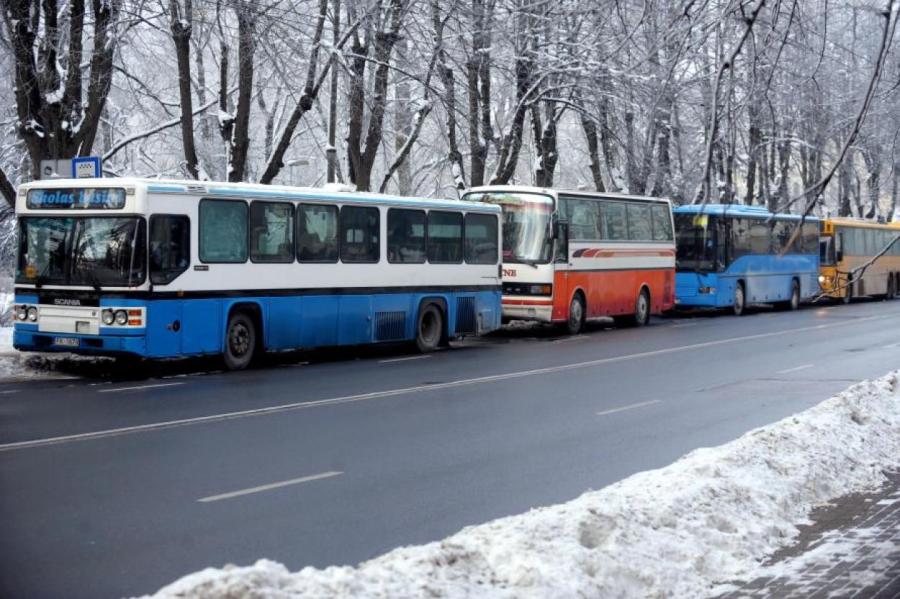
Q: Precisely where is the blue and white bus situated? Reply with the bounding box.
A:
[12,178,502,369]
[673,204,819,315]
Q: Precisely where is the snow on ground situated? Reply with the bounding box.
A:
[148,372,900,599]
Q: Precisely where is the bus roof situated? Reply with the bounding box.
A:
[17,177,500,213]
[673,203,819,221]
[464,185,671,204]
[822,217,900,230]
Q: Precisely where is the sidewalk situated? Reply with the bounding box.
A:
[720,472,900,598]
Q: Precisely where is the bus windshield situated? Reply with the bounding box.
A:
[819,236,835,266]
[465,192,552,264]
[675,213,718,272]
[17,217,146,287]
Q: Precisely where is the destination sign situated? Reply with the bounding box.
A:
[26,188,126,210]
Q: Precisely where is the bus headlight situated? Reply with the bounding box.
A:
[102,309,115,325]
[16,305,28,321]
[26,307,38,322]
[818,275,825,284]
[529,284,552,295]
[114,310,128,326]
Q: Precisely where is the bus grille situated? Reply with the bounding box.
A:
[455,297,476,334]
[375,311,407,341]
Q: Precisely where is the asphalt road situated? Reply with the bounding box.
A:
[1,300,899,598]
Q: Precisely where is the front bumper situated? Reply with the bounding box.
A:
[13,329,147,356]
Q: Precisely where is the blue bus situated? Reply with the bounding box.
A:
[673,204,819,315]
[12,179,502,369]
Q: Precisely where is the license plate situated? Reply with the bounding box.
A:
[53,337,80,348]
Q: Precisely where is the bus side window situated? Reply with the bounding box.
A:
[150,215,190,285]
[340,205,380,263]
[649,204,673,241]
[464,213,498,264]
[297,204,339,263]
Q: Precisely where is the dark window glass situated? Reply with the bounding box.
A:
[650,204,673,241]
[675,213,720,272]
[340,206,380,263]
[627,203,652,241]
[387,209,426,263]
[802,222,819,254]
[250,202,293,263]
[200,200,247,263]
[17,217,146,286]
[427,211,463,263]
[771,220,792,254]
[601,202,627,240]
[297,204,339,262]
[465,213,499,264]
[731,217,772,258]
[562,197,601,240]
[150,215,190,285]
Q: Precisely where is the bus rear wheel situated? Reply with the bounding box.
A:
[415,304,443,353]
[620,289,651,327]
[779,279,800,311]
[733,283,746,316]
[224,312,256,371]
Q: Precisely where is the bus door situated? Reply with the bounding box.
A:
[554,217,571,315]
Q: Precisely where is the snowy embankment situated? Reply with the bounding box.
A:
[150,372,900,598]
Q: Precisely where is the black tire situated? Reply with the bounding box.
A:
[415,304,443,353]
[620,289,651,327]
[223,312,256,371]
[780,279,800,311]
[842,278,853,304]
[733,282,746,316]
[566,293,586,335]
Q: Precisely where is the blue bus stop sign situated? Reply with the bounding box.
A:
[72,156,102,178]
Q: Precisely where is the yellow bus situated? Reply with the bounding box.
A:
[819,218,900,302]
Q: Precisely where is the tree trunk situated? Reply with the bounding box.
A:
[228,5,255,182]
[170,0,200,179]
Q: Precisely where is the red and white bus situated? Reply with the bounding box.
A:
[463,186,675,333]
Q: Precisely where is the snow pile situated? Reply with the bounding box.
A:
[148,372,900,598]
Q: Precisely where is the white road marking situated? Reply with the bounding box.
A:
[197,471,343,503]
[379,355,432,364]
[777,364,815,374]
[1,311,896,452]
[552,335,589,344]
[596,400,661,417]
[98,382,186,394]
[0,389,21,395]
[882,342,900,349]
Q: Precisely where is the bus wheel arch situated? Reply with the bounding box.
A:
[415,298,447,353]
[566,289,586,335]
[223,303,263,370]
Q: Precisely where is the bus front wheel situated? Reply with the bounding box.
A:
[733,283,746,316]
[566,293,585,335]
[415,304,443,353]
[224,312,256,371]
